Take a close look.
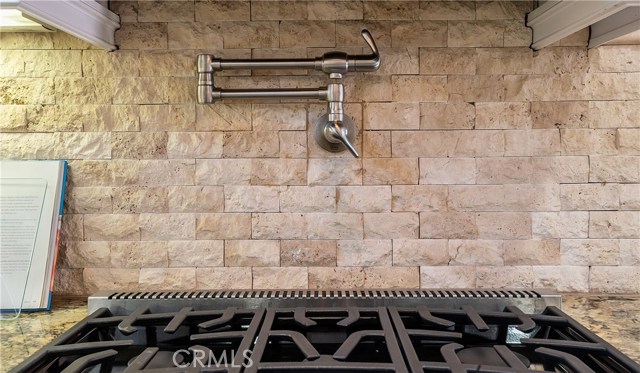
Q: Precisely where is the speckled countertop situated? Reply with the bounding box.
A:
[1,295,638,371]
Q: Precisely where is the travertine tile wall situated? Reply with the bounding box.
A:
[1,1,638,294]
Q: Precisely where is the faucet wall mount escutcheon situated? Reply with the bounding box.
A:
[197,30,381,158]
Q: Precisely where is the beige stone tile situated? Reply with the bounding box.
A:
[280,186,336,212]
[138,1,193,22]
[55,77,112,105]
[504,129,561,156]
[391,131,452,157]
[66,160,114,186]
[392,76,447,102]
[139,268,197,290]
[139,213,195,240]
[56,133,112,159]
[448,21,504,47]
[21,105,83,132]
[222,131,279,158]
[475,1,532,20]
[138,50,195,78]
[620,184,640,210]
[112,186,167,214]
[112,77,168,105]
[337,240,392,266]
[251,159,307,185]
[196,159,252,185]
[252,104,306,131]
[253,267,308,289]
[21,50,81,78]
[84,268,140,293]
[111,132,167,159]
[167,186,224,213]
[450,130,505,157]
[620,240,640,266]
[252,1,307,20]
[448,240,504,266]
[225,240,280,266]
[531,102,589,129]
[55,269,86,295]
[588,101,639,129]
[589,45,640,73]
[475,157,590,184]
[590,156,640,182]
[307,213,364,239]
[448,185,560,212]
[374,48,419,75]
[532,47,589,75]
[391,21,447,47]
[110,241,168,268]
[420,266,476,288]
[280,131,307,158]
[560,239,620,266]
[309,267,365,288]
[308,158,362,185]
[0,105,27,132]
[84,214,140,241]
[168,240,224,267]
[59,241,111,268]
[419,1,475,20]
[476,48,533,75]
[195,213,252,239]
[617,128,640,155]
[363,158,419,185]
[557,28,589,47]
[66,187,112,214]
[195,0,250,21]
[419,158,476,184]
[167,132,223,158]
[447,75,505,102]
[590,211,640,239]
[62,216,85,245]
[363,267,420,288]
[82,105,135,133]
[343,75,393,102]
[532,212,589,239]
[137,159,195,186]
[363,131,391,158]
[168,77,197,104]
[420,211,478,239]
[116,23,168,50]
[476,212,532,239]
[364,212,419,239]
[280,21,335,48]
[336,21,392,47]
[337,186,391,213]
[420,48,475,75]
[475,102,531,129]
[252,213,307,240]
[363,102,420,130]
[589,266,640,293]
[308,1,363,20]
[82,50,139,77]
[533,266,589,292]
[222,21,279,48]
[476,266,534,289]
[531,156,589,183]
[364,1,419,20]
[224,185,279,212]
[503,240,560,265]
[281,240,337,266]
[560,184,620,211]
[561,129,617,155]
[391,185,447,212]
[196,267,252,289]
[393,239,448,266]
[503,19,532,47]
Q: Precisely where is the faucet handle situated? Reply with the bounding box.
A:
[348,29,381,72]
[361,30,379,57]
[326,121,360,158]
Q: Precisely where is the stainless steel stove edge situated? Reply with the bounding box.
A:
[88,289,562,315]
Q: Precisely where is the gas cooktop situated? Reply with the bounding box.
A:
[10,290,640,372]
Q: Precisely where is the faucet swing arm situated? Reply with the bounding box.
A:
[196,30,381,158]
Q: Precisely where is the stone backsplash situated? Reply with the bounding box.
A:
[0,1,638,294]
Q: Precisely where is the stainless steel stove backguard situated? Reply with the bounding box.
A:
[88,289,561,315]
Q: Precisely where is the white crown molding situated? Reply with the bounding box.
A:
[589,6,640,48]
[16,0,120,51]
[527,0,636,50]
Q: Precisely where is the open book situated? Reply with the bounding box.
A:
[0,160,68,315]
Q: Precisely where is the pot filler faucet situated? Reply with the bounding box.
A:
[197,30,381,158]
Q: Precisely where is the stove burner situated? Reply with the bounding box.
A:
[457,346,531,367]
[10,304,640,373]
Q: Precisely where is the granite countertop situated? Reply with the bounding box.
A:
[1,295,638,371]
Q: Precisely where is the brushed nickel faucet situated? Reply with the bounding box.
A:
[197,30,381,158]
